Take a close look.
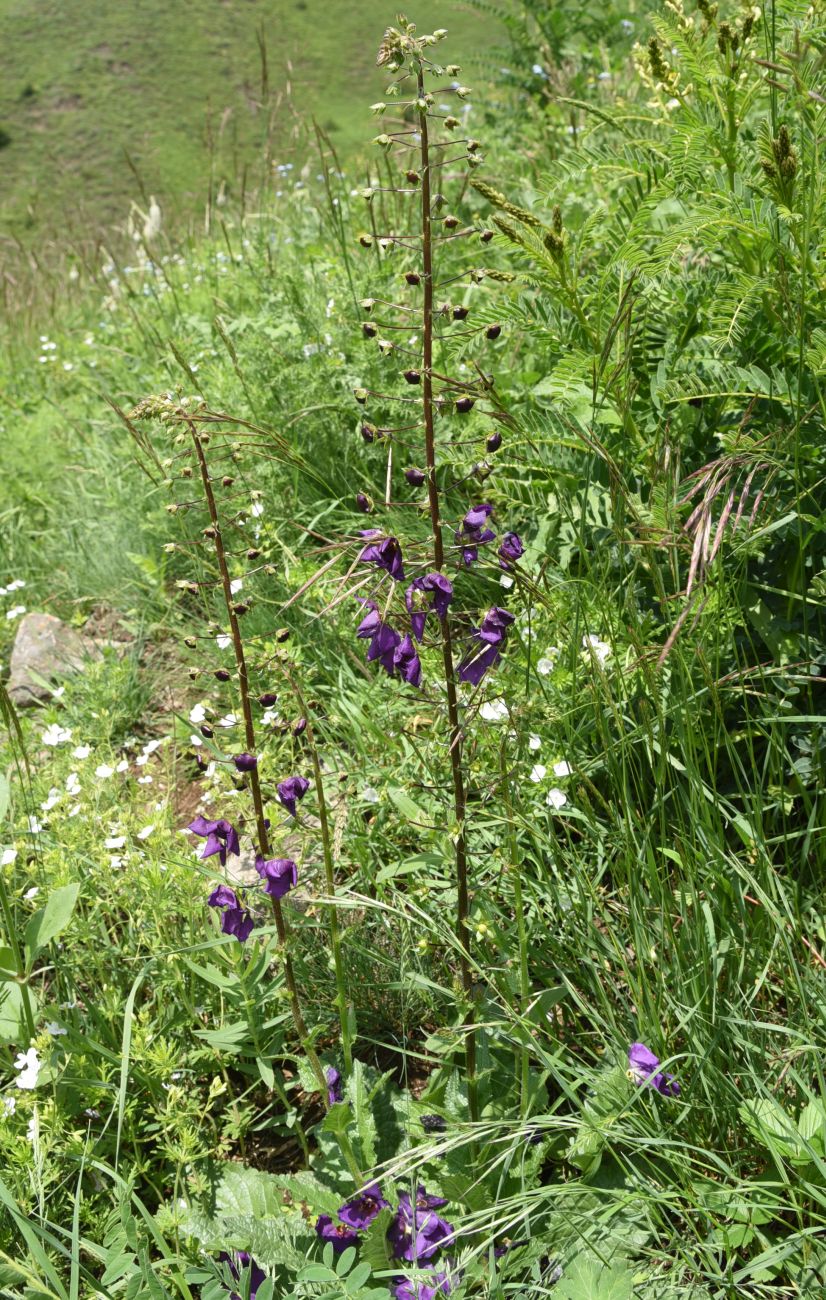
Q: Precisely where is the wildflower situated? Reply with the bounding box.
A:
[627,1042,680,1097]
[458,607,515,686]
[255,855,298,899]
[233,752,258,772]
[23,885,38,898]
[363,786,380,804]
[500,574,514,589]
[498,532,524,569]
[394,634,422,688]
[1,1096,16,1117]
[188,816,241,864]
[405,572,453,641]
[66,773,81,796]
[315,1215,359,1253]
[530,764,546,782]
[338,1183,390,1229]
[486,431,502,452]
[219,1251,266,1300]
[552,760,572,777]
[45,1021,67,1036]
[420,1114,447,1133]
[6,605,26,620]
[357,599,402,675]
[546,788,567,810]
[529,734,541,750]
[2,848,17,866]
[455,503,495,566]
[42,724,72,747]
[137,824,154,840]
[73,744,92,759]
[479,699,508,722]
[388,1188,454,1263]
[359,532,406,582]
[356,492,373,513]
[324,1065,344,1108]
[393,1275,452,1300]
[536,657,555,676]
[207,884,253,942]
[189,703,207,725]
[277,775,310,818]
[582,633,611,665]
[14,1047,41,1090]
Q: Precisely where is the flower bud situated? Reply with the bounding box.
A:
[443,214,459,229]
[188,668,200,681]
[405,170,420,185]
[292,717,307,737]
[447,64,461,76]
[456,86,471,99]
[180,466,193,479]
[378,238,393,252]
[405,271,421,285]
[361,422,377,442]
[233,753,258,772]
[474,461,492,481]
[467,138,481,152]
[361,298,376,312]
[455,396,475,413]
[184,636,197,649]
[233,602,249,615]
[354,388,368,404]
[356,492,373,513]
[452,305,469,321]
[403,369,422,385]
[247,548,261,560]
[222,475,234,487]
[486,324,502,340]
[164,542,176,553]
[275,627,290,643]
[202,525,217,538]
[373,134,392,148]
[201,724,214,738]
[360,187,375,202]
[405,467,426,486]
[444,115,460,129]
[480,229,494,243]
[359,234,373,248]
[215,668,231,682]
[362,322,378,338]
[486,430,502,452]
[258,692,278,706]
[370,102,387,115]
[433,28,448,39]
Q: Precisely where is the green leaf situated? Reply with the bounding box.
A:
[0,979,27,1043]
[0,771,10,823]
[555,1255,635,1300]
[25,882,80,962]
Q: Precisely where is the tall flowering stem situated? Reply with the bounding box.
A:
[416,65,478,1124]
[186,419,328,1100]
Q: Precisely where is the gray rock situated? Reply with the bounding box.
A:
[7,612,102,707]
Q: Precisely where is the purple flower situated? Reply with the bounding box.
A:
[277,775,310,817]
[219,1250,266,1300]
[315,1214,359,1253]
[292,717,307,737]
[628,1042,680,1097]
[208,885,254,942]
[356,492,373,513]
[233,752,258,772]
[359,533,406,582]
[326,1065,343,1105]
[367,621,402,675]
[394,634,422,687]
[405,467,426,487]
[455,503,496,566]
[388,1189,454,1263]
[498,532,524,569]
[255,855,298,899]
[458,606,515,686]
[405,573,454,642]
[393,1275,452,1300]
[338,1183,390,1230]
[189,816,240,865]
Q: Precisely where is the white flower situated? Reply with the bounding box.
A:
[1,1095,16,1117]
[250,501,264,518]
[529,734,541,751]
[40,788,61,812]
[546,788,568,810]
[42,724,72,747]
[65,773,81,796]
[216,633,231,650]
[104,836,126,850]
[537,658,555,676]
[229,578,243,595]
[14,1047,41,1089]
[26,1114,37,1143]
[553,760,572,778]
[261,709,279,726]
[2,847,17,867]
[73,744,92,759]
[137,824,155,840]
[68,804,82,816]
[143,739,162,754]
[137,776,153,786]
[479,699,509,722]
[189,733,203,747]
[582,634,611,664]
[110,855,124,868]
[95,764,114,779]
[362,787,380,804]
[6,578,26,592]
[116,760,129,773]
[188,703,207,725]
[23,886,38,899]
[500,574,514,589]
[530,764,547,783]
[217,713,238,729]
[6,605,26,620]
[45,1021,67,1036]
[27,817,44,834]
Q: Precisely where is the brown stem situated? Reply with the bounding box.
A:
[187,420,328,1102]
[417,67,478,1125]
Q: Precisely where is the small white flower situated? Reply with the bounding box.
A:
[216,633,231,650]
[6,605,26,620]
[68,804,82,816]
[14,1047,41,1090]
[26,1114,37,1143]
[261,709,279,726]
[229,578,243,595]
[546,788,568,810]
[45,1021,67,1036]
[116,760,129,773]
[362,787,380,804]
[135,753,148,766]
[1,1095,16,1117]
[137,824,155,840]
[189,733,203,748]
[530,764,547,783]
[529,735,541,751]
[553,760,572,778]
[2,847,17,867]
[217,713,238,729]
[189,703,207,725]
[24,886,39,899]
[137,776,153,785]
[65,773,81,796]
[110,855,124,868]
[537,658,555,676]
[73,745,91,759]
[500,574,514,589]
[27,817,44,835]
[582,634,611,665]
[250,501,264,518]
[95,764,114,779]
[104,836,126,850]
[40,789,61,812]
[42,724,72,747]
[143,739,162,754]
[479,699,509,722]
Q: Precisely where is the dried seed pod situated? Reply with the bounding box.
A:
[405,271,421,285]
[363,322,378,338]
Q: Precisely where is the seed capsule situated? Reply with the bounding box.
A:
[258,692,278,706]
[354,388,368,404]
[359,234,373,248]
[480,229,494,243]
[405,467,426,486]
[222,475,234,487]
[184,636,197,649]
[275,627,290,643]
[452,305,469,321]
[403,369,422,385]
[443,214,459,229]
[201,725,214,738]
[486,430,502,452]
[405,170,420,185]
[405,271,421,286]
[363,322,378,338]
[361,422,377,442]
[247,548,261,560]
[486,324,502,340]
[455,396,475,413]
[215,668,231,682]
[356,492,373,513]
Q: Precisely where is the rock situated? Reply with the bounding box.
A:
[6,612,102,707]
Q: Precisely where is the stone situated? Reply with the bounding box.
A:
[6,612,102,707]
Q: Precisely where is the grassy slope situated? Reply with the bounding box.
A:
[0,0,489,247]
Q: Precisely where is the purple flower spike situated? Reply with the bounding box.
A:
[455,503,496,566]
[394,634,422,687]
[498,532,524,569]
[388,1189,454,1264]
[405,572,453,642]
[315,1214,359,1253]
[233,752,258,772]
[277,775,310,817]
[189,816,241,865]
[393,1275,452,1300]
[628,1042,680,1097]
[367,621,402,675]
[458,606,515,686]
[326,1065,343,1105]
[255,855,298,899]
[208,885,254,942]
[338,1183,390,1230]
[219,1250,266,1300]
[359,534,406,582]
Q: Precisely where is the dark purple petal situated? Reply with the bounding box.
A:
[233,752,258,772]
[326,1066,343,1104]
[189,817,240,864]
[277,775,310,818]
[359,535,406,582]
[221,905,254,942]
[405,573,453,642]
[458,639,501,686]
[394,634,422,687]
[393,1275,452,1300]
[388,1189,453,1264]
[338,1184,390,1230]
[255,855,298,899]
[315,1214,359,1253]
[366,622,401,674]
[208,884,239,910]
[219,1251,266,1300]
[628,1042,680,1097]
[405,467,426,487]
[498,532,524,568]
[463,503,494,531]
